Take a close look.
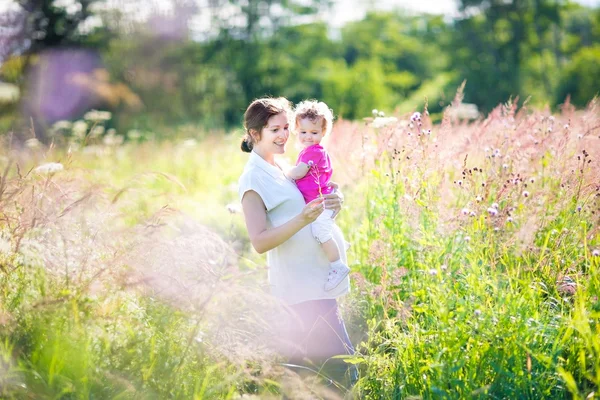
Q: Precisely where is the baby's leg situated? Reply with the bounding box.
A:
[312,209,350,291]
[321,238,341,263]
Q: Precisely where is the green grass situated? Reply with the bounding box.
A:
[1,101,599,398]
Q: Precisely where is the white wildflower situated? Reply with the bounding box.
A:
[461,208,470,216]
[127,130,142,140]
[474,309,481,316]
[25,138,41,148]
[428,269,438,276]
[522,191,530,198]
[476,195,483,202]
[83,110,112,122]
[34,162,63,174]
[52,120,73,131]
[592,249,599,257]
[72,120,88,138]
[491,202,499,209]
[103,133,124,146]
[371,117,398,129]
[0,237,11,254]
[372,109,378,116]
[410,112,422,122]
[487,207,498,216]
[90,126,105,137]
[378,111,385,117]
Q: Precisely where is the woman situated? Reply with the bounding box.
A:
[238,97,357,386]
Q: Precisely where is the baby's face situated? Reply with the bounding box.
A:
[296,117,325,148]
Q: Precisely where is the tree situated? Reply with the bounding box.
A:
[452,0,562,110]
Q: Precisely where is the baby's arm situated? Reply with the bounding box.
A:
[286,161,312,180]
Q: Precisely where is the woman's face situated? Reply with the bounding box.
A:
[253,112,290,155]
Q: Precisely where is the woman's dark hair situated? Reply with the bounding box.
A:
[241,97,291,153]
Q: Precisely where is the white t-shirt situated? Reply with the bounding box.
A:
[238,150,349,305]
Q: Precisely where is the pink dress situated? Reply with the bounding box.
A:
[295,144,334,203]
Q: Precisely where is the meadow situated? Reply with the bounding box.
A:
[0,96,599,399]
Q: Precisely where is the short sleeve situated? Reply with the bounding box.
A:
[298,146,325,166]
[238,171,282,212]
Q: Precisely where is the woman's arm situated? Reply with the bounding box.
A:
[324,182,344,218]
[242,190,324,254]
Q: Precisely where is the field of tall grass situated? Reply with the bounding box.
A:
[1,96,599,399]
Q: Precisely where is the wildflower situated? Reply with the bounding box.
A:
[428,269,438,276]
[507,217,514,224]
[491,202,499,209]
[548,116,555,122]
[457,180,463,186]
[547,126,552,133]
[461,208,470,216]
[371,116,398,129]
[502,164,509,169]
[411,112,422,122]
[378,111,385,117]
[469,211,476,217]
[52,120,73,131]
[90,126,105,137]
[564,124,570,130]
[577,205,582,212]
[476,195,483,202]
[34,162,63,174]
[127,130,142,140]
[577,134,583,140]
[522,191,530,198]
[83,109,112,122]
[103,133,124,146]
[530,178,535,184]
[372,109,378,116]
[441,264,447,271]
[474,309,481,316]
[464,236,471,242]
[592,249,599,257]
[25,138,41,148]
[0,237,11,254]
[72,120,88,138]
[487,207,498,216]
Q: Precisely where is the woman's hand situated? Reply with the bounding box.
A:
[300,197,325,224]
[324,181,344,218]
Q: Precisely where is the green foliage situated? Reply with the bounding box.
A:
[557,45,600,107]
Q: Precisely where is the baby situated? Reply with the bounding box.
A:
[286,100,351,291]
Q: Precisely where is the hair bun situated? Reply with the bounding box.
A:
[241,136,253,153]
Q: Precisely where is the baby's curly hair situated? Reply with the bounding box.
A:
[293,100,334,136]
